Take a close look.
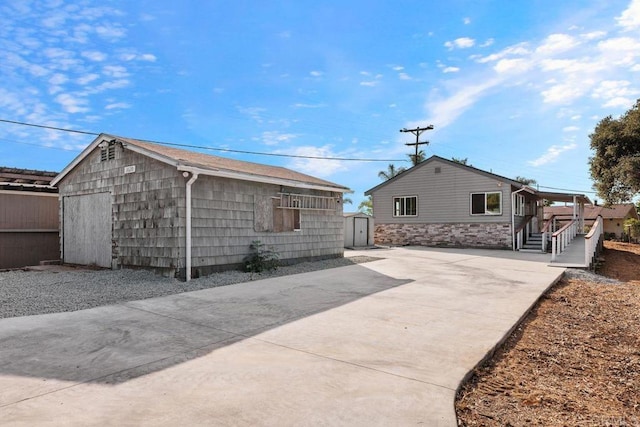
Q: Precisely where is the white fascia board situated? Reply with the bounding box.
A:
[177,165,351,193]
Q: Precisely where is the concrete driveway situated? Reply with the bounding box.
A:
[0,247,563,426]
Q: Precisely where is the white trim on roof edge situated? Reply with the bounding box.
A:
[178,165,351,193]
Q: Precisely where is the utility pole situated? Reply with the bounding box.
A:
[400,125,434,166]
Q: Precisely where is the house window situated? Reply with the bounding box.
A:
[471,192,502,215]
[100,145,116,162]
[393,196,417,217]
[515,194,525,216]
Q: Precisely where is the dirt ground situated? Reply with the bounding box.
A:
[456,241,640,426]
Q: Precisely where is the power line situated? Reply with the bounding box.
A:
[0,118,406,162]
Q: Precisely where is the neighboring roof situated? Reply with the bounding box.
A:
[343,212,372,218]
[52,134,350,192]
[545,203,639,221]
[0,166,58,192]
[365,155,530,196]
[364,155,590,204]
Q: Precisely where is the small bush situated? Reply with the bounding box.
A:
[244,240,279,277]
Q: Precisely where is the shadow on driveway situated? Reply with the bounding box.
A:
[0,264,410,387]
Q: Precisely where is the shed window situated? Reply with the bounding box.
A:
[100,145,116,162]
[471,192,502,215]
[273,198,301,232]
[393,196,417,217]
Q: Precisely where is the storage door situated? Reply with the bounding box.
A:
[63,193,112,268]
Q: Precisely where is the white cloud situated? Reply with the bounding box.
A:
[476,43,531,63]
[95,25,126,39]
[563,126,580,132]
[258,131,298,146]
[603,97,635,108]
[398,72,411,80]
[310,70,323,77]
[580,30,607,40]
[82,50,107,61]
[105,102,131,110]
[442,66,460,73]
[285,146,348,177]
[292,103,325,108]
[77,73,100,85]
[528,143,578,166]
[535,33,580,55]
[463,17,471,25]
[392,66,404,71]
[102,65,129,78]
[541,82,590,104]
[444,37,475,50]
[494,58,533,74]
[120,52,157,62]
[49,73,68,85]
[360,81,379,87]
[480,38,495,47]
[617,0,640,30]
[425,78,502,128]
[55,93,89,113]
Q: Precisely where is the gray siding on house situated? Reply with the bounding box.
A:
[58,145,184,274]
[371,158,512,224]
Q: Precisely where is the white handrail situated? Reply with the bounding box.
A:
[585,215,604,268]
[551,219,578,262]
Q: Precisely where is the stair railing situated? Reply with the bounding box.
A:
[551,219,578,261]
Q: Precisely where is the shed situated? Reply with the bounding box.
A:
[343,212,374,247]
[51,134,351,280]
[0,167,59,268]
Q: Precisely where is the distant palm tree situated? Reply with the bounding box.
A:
[378,163,406,181]
[358,195,373,215]
[451,157,470,166]
[408,150,426,166]
[514,176,537,186]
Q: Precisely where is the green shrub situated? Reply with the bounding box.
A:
[244,240,279,277]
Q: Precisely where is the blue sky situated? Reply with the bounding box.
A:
[1,0,639,207]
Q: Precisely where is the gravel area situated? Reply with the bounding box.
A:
[0,255,382,319]
[563,268,622,285]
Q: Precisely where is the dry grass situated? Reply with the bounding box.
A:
[455,241,640,426]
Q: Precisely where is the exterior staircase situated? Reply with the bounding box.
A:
[520,232,545,252]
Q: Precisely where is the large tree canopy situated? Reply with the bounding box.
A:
[589,99,640,204]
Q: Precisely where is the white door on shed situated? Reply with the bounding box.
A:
[354,217,369,247]
[63,192,112,268]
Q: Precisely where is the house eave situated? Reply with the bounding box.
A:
[177,165,351,193]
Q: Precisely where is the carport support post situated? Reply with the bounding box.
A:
[185,171,199,281]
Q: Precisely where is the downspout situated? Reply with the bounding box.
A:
[184,171,199,281]
[511,187,527,251]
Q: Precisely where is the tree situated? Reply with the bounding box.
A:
[378,163,406,181]
[514,176,537,186]
[451,157,470,166]
[408,150,426,166]
[358,195,373,215]
[589,99,640,204]
[342,197,353,205]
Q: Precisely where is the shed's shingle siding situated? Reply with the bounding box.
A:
[58,146,185,274]
[57,142,344,278]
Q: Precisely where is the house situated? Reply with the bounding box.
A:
[365,155,590,250]
[343,212,374,248]
[51,134,350,280]
[0,167,59,268]
[545,203,639,238]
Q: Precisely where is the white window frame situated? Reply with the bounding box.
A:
[470,192,502,216]
[515,194,525,216]
[393,195,418,217]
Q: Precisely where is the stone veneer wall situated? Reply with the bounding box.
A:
[375,223,512,249]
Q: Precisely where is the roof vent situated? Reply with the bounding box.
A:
[435,167,441,174]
